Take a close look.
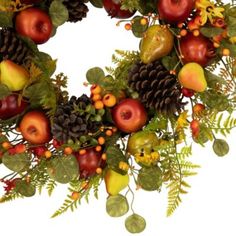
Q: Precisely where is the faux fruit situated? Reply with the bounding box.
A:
[75,148,102,178]
[178,63,207,92]
[140,25,174,64]
[19,110,51,145]
[127,131,159,156]
[0,94,28,120]
[157,0,195,23]
[15,7,53,44]
[0,60,29,91]
[103,0,136,19]
[190,120,200,138]
[112,98,147,133]
[105,169,129,195]
[180,33,216,66]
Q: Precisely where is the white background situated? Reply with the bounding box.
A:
[1,2,236,236]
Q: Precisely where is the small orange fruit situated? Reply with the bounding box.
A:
[71,192,80,200]
[94,100,104,110]
[90,84,102,95]
[44,150,52,159]
[64,147,73,155]
[92,94,102,102]
[98,137,105,145]
[102,93,117,107]
[105,130,113,137]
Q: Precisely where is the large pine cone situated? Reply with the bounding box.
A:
[52,94,101,143]
[128,60,183,115]
[63,0,89,23]
[0,29,32,65]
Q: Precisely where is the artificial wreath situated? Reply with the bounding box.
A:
[0,0,236,233]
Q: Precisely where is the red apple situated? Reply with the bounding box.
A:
[112,98,147,133]
[180,32,216,66]
[103,0,136,19]
[157,0,195,23]
[15,7,53,44]
[182,88,195,97]
[19,110,51,145]
[75,148,102,178]
[0,94,28,120]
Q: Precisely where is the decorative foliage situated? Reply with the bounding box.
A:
[0,0,235,234]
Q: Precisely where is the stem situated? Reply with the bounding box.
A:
[128,185,135,214]
[221,58,236,86]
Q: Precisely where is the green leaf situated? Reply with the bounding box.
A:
[228,6,236,18]
[0,84,10,99]
[89,0,103,8]
[227,24,236,37]
[0,12,13,27]
[47,155,79,184]
[106,146,128,175]
[138,166,162,191]
[125,214,146,234]
[161,55,179,71]
[86,67,105,84]
[131,16,148,38]
[19,35,39,54]
[213,139,229,157]
[15,180,36,197]
[200,27,224,38]
[2,153,30,172]
[106,194,129,217]
[204,70,227,88]
[49,0,69,26]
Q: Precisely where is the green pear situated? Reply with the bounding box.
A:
[0,60,29,91]
[105,169,129,196]
[140,25,174,64]
[178,62,207,92]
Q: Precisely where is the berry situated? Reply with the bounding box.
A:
[193,104,205,114]
[2,141,12,150]
[90,84,102,95]
[222,48,230,56]
[95,145,102,152]
[98,137,105,145]
[71,191,80,200]
[101,153,107,160]
[96,167,102,174]
[92,94,102,102]
[105,130,113,136]
[79,149,86,155]
[102,93,117,107]
[44,150,52,159]
[125,23,132,30]
[94,100,104,109]
[182,88,195,97]
[64,147,73,155]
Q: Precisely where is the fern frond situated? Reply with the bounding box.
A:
[47,179,57,197]
[0,191,24,203]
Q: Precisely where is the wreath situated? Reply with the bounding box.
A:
[0,0,236,233]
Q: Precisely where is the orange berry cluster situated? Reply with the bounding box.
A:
[90,84,117,109]
[124,17,149,31]
[177,16,230,56]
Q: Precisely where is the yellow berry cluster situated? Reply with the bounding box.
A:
[134,151,160,166]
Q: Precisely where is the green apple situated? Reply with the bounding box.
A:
[0,60,29,91]
[105,169,129,196]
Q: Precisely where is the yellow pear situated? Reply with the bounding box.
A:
[140,25,174,64]
[178,62,207,92]
[105,169,129,196]
[0,60,29,91]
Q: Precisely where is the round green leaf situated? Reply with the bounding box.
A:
[90,0,103,8]
[138,166,162,191]
[213,139,229,157]
[125,214,146,233]
[86,67,105,84]
[47,155,79,184]
[15,180,36,197]
[2,153,30,172]
[132,16,148,38]
[49,0,69,27]
[106,194,129,217]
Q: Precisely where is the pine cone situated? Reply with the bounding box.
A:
[63,0,89,23]
[0,29,32,65]
[52,94,101,143]
[128,60,183,115]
